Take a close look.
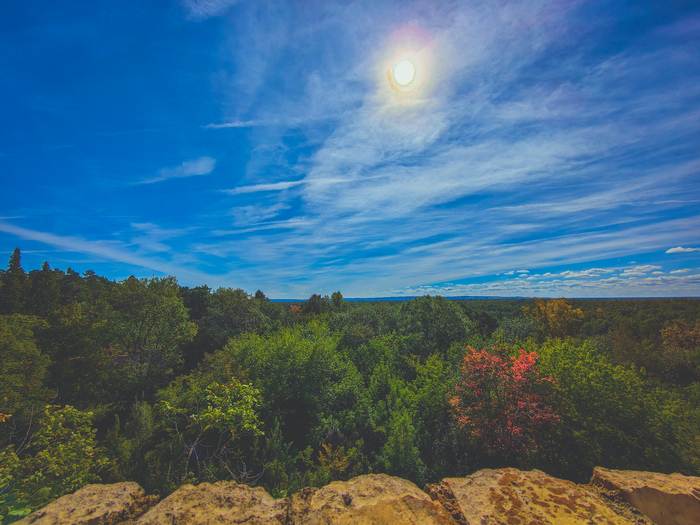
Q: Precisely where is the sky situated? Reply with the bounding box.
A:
[1,0,699,299]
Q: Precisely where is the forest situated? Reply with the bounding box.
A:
[1,247,699,522]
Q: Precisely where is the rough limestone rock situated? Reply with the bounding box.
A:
[288,473,457,524]
[591,466,700,525]
[426,468,653,524]
[17,482,158,525]
[20,467,700,524]
[134,481,288,525]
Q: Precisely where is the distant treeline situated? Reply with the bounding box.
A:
[1,248,699,522]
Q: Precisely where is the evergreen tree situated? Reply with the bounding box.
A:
[0,248,27,314]
[26,262,60,318]
[59,268,86,305]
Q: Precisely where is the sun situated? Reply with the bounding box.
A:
[378,25,436,105]
[393,60,415,86]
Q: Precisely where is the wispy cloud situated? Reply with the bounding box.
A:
[222,181,304,195]
[560,268,615,278]
[182,0,243,20]
[129,222,195,254]
[3,1,698,299]
[619,265,662,277]
[140,156,216,184]
[385,272,700,299]
[666,246,700,253]
[0,220,211,285]
[205,117,328,129]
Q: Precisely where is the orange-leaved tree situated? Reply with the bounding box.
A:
[449,347,559,463]
[522,298,583,339]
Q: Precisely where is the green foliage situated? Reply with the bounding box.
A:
[25,262,60,319]
[297,443,361,489]
[0,315,51,435]
[127,400,156,448]
[0,249,27,315]
[156,376,263,486]
[329,302,399,342]
[102,276,196,395]
[39,303,116,417]
[0,405,112,522]
[170,381,263,438]
[205,287,270,346]
[532,338,686,479]
[21,405,111,497]
[2,250,700,499]
[331,291,345,311]
[408,354,463,479]
[398,296,475,356]
[302,294,331,316]
[381,410,425,483]
[0,445,21,523]
[493,317,539,345]
[215,321,342,446]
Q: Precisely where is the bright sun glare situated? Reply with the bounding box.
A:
[394,60,415,85]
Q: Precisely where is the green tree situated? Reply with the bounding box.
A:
[40,303,116,418]
[102,276,196,396]
[25,262,60,318]
[59,268,86,306]
[302,294,331,316]
[331,291,344,311]
[205,288,270,347]
[494,317,539,345]
[532,338,684,479]
[0,249,27,315]
[0,315,51,437]
[397,296,474,356]
[210,322,344,448]
[157,377,264,486]
[1,405,112,521]
[381,410,425,483]
[409,354,463,480]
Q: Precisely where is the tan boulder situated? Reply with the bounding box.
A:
[591,466,700,525]
[288,473,457,524]
[426,468,653,524]
[134,481,288,525]
[16,482,158,525]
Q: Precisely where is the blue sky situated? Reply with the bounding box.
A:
[1,0,699,298]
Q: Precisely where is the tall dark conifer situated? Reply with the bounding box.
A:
[27,261,60,317]
[0,248,27,314]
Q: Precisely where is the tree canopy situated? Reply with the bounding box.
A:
[0,249,698,517]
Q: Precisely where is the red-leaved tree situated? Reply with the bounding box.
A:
[449,347,559,462]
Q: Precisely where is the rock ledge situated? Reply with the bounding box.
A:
[18,467,700,524]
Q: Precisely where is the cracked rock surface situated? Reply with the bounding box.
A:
[16,482,158,525]
[135,481,288,525]
[288,473,457,524]
[591,466,700,525]
[18,467,700,524]
[427,468,654,525]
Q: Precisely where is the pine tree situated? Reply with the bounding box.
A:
[27,261,60,317]
[0,248,27,314]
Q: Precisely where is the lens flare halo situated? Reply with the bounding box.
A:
[380,26,436,106]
